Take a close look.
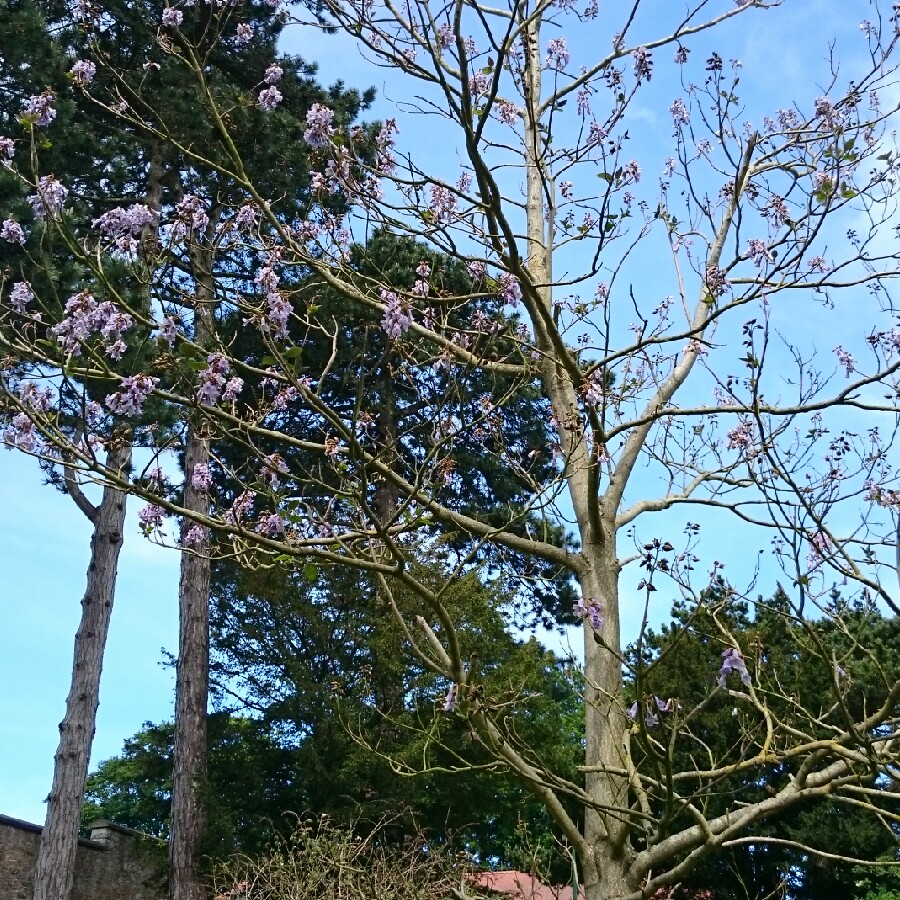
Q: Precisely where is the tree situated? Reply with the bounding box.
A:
[0,7,158,898]
[629,587,900,900]
[84,562,585,878]
[3,2,900,899]
[0,2,371,898]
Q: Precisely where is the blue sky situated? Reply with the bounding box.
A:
[1,0,896,825]
[0,452,178,823]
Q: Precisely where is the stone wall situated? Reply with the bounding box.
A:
[0,814,165,900]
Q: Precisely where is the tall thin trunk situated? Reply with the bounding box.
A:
[32,442,131,900]
[169,431,210,900]
[169,245,214,900]
[372,369,405,719]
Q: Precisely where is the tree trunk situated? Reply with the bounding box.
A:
[32,442,131,900]
[168,429,211,900]
[169,238,215,900]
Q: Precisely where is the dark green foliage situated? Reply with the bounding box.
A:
[83,560,584,877]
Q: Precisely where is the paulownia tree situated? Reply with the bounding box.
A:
[2,1,900,899]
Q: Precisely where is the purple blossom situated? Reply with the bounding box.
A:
[469,72,491,96]
[765,195,789,227]
[496,100,518,126]
[814,96,841,130]
[234,203,258,231]
[19,382,54,412]
[0,136,13,166]
[834,346,855,377]
[158,315,179,347]
[264,63,283,85]
[577,87,591,118]
[175,194,208,236]
[412,262,431,297]
[265,292,292,340]
[546,37,570,71]
[225,490,256,525]
[304,104,335,148]
[499,272,521,306]
[183,525,207,548]
[443,684,458,712]
[670,98,690,125]
[559,181,573,200]
[94,203,155,255]
[51,293,133,356]
[588,121,607,146]
[235,22,253,44]
[746,238,774,267]
[663,157,676,177]
[429,184,457,222]
[94,204,155,238]
[645,708,659,727]
[138,504,166,533]
[807,530,832,569]
[197,352,230,405]
[573,596,604,632]
[632,47,653,81]
[191,462,212,491]
[595,283,609,304]
[4,413,40,453]
[718,647,751,688]
[466,260,486,282]
[705,265,730,300]
[260,455,289,490]
[375,118,398,175]
[674,45,689,65]
[381,290,412,339]
[161,6,183,27]
[105,375,158,417]
[583,370,606,406]
[726,419,755,454]
[255,264,279,294]
[28,175,68,218]
[626,701,639,720]
[258,86,283,111]
[437,22,454,50]
[9,282,34,313]
[70,59,96,85]
[223,377,244,402]
[21,92,56,127]
[621,160,641,183]
[256,512,285,536]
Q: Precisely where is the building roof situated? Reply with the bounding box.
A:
[470,870,581,900]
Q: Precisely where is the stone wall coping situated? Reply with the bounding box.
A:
[87,819,164,842]
[0,813,107,850]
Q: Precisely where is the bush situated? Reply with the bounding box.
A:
[209,818,466,900]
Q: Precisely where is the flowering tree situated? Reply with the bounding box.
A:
[3,1,900,899]
[0,2,371,899]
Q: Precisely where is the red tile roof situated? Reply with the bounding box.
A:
[470,870,581,900]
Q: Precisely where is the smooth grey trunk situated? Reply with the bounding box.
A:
[520,16,633,899]
[32,442,132,900]
[169,430,211,900]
